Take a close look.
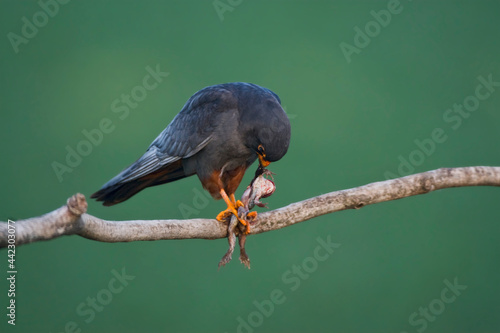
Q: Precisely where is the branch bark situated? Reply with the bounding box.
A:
[1,166,499,248]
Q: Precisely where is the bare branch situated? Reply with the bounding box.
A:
[1,166,499,248]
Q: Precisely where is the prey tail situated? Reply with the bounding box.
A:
[91,160,186,206]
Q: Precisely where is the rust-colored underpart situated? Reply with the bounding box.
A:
[201,166,254,234]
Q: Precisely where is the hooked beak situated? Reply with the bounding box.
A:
[258,154,270,167]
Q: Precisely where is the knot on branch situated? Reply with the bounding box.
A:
[67,193,87,216]
[349,194,368,210]
[354,202,365,209]
[421,176,436,193]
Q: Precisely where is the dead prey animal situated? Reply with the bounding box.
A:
[218,168,276,269]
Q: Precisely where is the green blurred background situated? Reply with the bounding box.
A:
[1,1,499,332]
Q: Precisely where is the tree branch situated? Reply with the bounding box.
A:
[1,166,499,249]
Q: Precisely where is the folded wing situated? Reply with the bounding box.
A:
[91,85,234,206]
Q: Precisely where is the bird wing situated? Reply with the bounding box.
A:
[106,85,235,185]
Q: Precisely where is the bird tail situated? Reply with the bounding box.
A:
[91,160,186,206]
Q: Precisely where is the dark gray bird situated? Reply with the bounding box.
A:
[91,82,291,232]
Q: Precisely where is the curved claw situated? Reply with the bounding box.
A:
[217,189,251,234]
[216,209,233,221]
[246,211,257,225]
[246,211,257,219]
[216,206,248,227]
[242,218,251,234]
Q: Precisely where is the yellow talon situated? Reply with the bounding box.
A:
[216,209,233,221]
[247,211,257,219]
[219,190,251,234]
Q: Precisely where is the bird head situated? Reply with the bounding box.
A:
[234,82,291,168]
[252,103,291,168]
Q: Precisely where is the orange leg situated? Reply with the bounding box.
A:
[217,189,251,234]
[232,194,258,221]
[231,193,258,223]
[230,194,244,208]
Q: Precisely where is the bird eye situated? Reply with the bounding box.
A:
[257,144,265,155]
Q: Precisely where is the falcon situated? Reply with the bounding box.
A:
[91,82,291,233]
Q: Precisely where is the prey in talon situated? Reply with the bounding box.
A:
[91,82,291,237]
[241,170,276,210]
[219,169,277,269]
[235,169,276,233]
[217,169,277,234]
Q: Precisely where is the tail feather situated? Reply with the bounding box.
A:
[91,160,186,206]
